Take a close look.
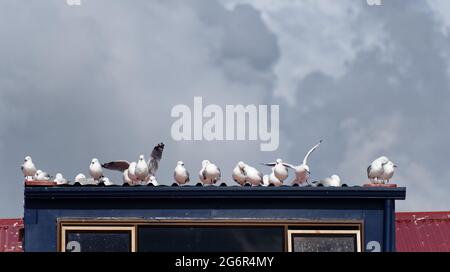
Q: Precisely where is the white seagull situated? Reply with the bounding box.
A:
[21,156,37,181]
[122,169,132,185]
[34,170,51,181]
[242,164,264,186]
[262,175,270,186]
[313,174,341,187]
[174,161,190,185]
[367,156,391,183]
[89,158,103,181]
[380,161,397,184]
[232,161,247,186]
[54,173,68,185]
[147,176,159,186]
[199,160,221,185]
[267,167,283,186]
[262,158,289,182]
[100,177,115,186]
[102,143,165,184]
[135,155,149,182]
[128,162,138,183]
[284,140,323,186]
[75,173,87,185]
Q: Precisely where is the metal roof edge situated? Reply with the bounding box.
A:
[24,186,406,200]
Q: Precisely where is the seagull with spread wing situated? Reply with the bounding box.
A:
[284,140,323,186]
[102,143,165,184]
[261,158,289,182]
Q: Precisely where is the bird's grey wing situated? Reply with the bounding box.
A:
[102,160,130,172]
[302,139,323,165]
[217,167,221,178]
[367,165,372,177]
[282,163,295,169]
[21,165,24,171]
[148,142,165,175]
[261,162,276,167]
[186,170,190,182]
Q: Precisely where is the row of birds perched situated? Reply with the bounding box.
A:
[21,143,165,186]
[21,141,397,187]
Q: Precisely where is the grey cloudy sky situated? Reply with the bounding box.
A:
[1,0,449,217]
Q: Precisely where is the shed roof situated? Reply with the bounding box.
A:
[396,211,450,252]
[0,218,23,252]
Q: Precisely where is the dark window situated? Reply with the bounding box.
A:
[65,230,131,252]
[138,226,284,252]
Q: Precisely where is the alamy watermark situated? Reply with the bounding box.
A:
[171,97,279,152]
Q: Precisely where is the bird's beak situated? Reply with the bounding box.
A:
[394,164,398,168]
[306,170,311,174]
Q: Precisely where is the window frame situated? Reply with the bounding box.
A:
[58,219,364,252]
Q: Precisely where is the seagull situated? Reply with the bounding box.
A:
[232,161,247,186]
[54,173,68,185]
[262,175,270,186]
[313,174,341,187]
[262,158,289,182]
[174,161,190,185]
[243,164,264,186]
[367,156,390,183]
[127,162,138,183]
[267,167,283,186]
[89,158,103,181]
[135,155,149,182]
[284,140,323,186]
[75,173,87,185]
[380,161,397,184]
[199,160,221,185]
[102,143,165,182]
[148,143,165,177]
[21,156,37,181]
[100,177,115,186]
[147,176,159,186]
[122,169,132,185]
[34,170,51,181]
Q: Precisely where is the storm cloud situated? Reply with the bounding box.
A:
[0,0,449,216]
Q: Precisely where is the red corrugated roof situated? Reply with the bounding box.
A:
[396,212,450,252]
[0,218,23,252]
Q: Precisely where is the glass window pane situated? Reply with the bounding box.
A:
[138,226,284,252]
[66,231,131,252]
[291,234,357,252]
